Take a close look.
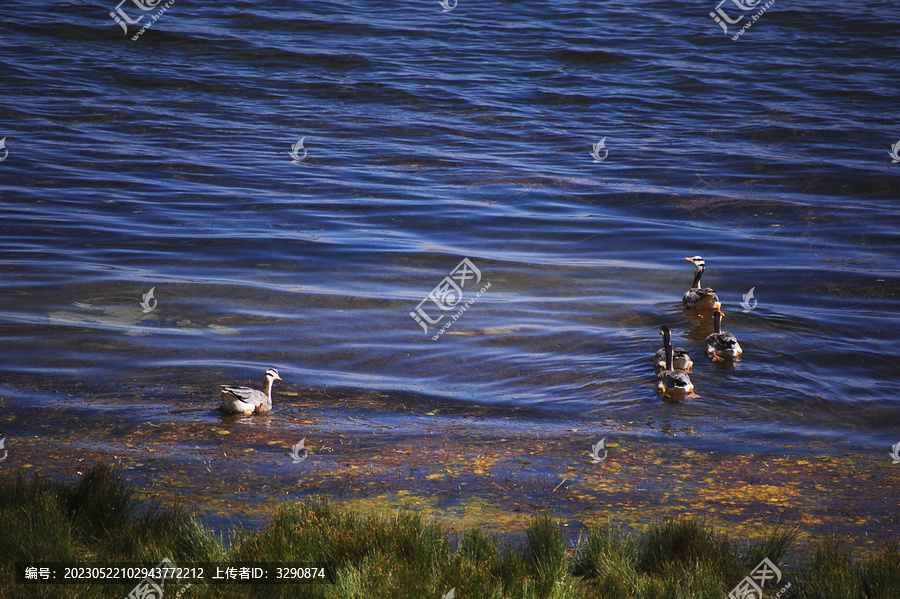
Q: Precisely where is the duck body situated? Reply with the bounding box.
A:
[682,287,721,312]
[682,256,721,312]
[706,311,742,361]
[657,368,694,402]
[220,368,282,415]
[656,329,694,402]
[654,326,693,372]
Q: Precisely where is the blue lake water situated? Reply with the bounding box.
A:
[1,0,898,453]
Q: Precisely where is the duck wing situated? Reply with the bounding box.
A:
[220,385,263,404]
[657,369,694,401]
[659,370,693,390]
[683,287,720,310]
[219,386,271,415]
[655,347,692,371]
[705,332,742,358]
[668,370,693,388]
[653,348,667,370]
[672,347,693,371]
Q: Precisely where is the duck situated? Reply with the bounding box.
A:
[219,368,282,415]
[706,310,742,361]
[657,330,694,402]
[654,325,693,372]
[682,256,721,313]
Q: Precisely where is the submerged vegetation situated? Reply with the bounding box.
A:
[0,464,897,598]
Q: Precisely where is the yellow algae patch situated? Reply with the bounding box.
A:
[726,483,800,504]
[578,478,633,495]
[798,513,825,526]
[690,480,803,506]
[468,454,500,475]
[329,493,529,535]
[340,491,440,517]
[440,496,531,534]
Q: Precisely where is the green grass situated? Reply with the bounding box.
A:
[0,464,224,599]
[1,464,897,598]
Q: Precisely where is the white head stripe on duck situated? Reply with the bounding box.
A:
[682,256,720,311]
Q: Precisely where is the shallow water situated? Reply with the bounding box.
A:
[1,0,899,457]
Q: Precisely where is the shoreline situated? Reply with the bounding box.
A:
[4,463,896,597]
[0,382,896,557]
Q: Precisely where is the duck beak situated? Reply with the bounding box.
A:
[276,374,283,381]
[684,257,693,262]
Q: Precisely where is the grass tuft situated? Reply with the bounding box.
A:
[639,518,738,580]
[65,462,135,542]
[742,526,796,571]
[0,463,896,599]
[525,515,569,596]
[0,472,79,565]
[794,544,862,598]
[574,525,639,598]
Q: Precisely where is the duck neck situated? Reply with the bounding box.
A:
[713,311,722,334]
[692,267,704,289]
[665,340,674,370]
[263,376,274,400]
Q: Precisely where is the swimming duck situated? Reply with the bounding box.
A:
[654,325,693,372]
[706,310,742,361]
[657,331,694,402]
[220,368,282,415]
[682,256,721,313]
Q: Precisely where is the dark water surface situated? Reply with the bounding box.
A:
[1,0,899,460]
